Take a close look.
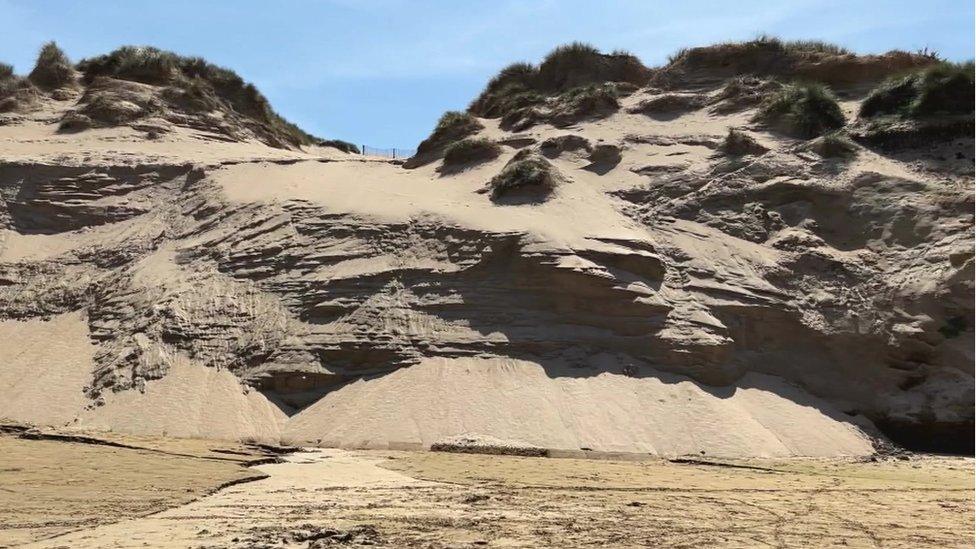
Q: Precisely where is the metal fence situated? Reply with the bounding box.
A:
[360,145,417,160]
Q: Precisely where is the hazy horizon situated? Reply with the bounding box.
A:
[2,0,973,147]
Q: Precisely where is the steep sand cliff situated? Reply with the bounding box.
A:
[1,42,971,456]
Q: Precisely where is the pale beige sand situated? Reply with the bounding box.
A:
[0,314,872,457]
[75,357,287,442]
[282,357,874,457]
[0,312,95,426]
[0,313,284,441]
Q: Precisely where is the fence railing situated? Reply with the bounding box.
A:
[360,145,417,160]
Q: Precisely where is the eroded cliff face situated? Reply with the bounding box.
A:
[0,50,972,455]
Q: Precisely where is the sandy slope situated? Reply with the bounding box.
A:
[0,313,871,456]
[0,312,285,442]
[282,357,874,457]
[0,312,94,426]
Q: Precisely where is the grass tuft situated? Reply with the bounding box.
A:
[28,42,75,90]
[755,82,846,138]
[413,111,484,158]
[485,151,561,202]
[442,138,502,166]
[0,62,40,112]
[805,132,858,158]
[720,128,768,156]
[860,62,974,118]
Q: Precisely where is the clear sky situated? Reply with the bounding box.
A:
[1,0,973,147]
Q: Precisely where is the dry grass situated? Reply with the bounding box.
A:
[469,42,648,121]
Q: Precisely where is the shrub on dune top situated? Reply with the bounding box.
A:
[468,42,649,121]
[28,42,75,90]
[1,61,40,112]
[76,46,318,146]
[754,82,845,138]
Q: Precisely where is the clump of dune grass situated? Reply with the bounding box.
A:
[483,151,561,202]
[629,93,706,117]
[442,137,501,166]
[317,139,359,154]
[76,46,317,146]
[468,62,540,117]
[414,111,484,157]
[859,62,974,118]
[548,83,619,124]
[28,42,75,90]
[804,132,858,159]
[535,42,647,91]
[710,76,782,114]
[754,82,845,137]
[720,128,768,156]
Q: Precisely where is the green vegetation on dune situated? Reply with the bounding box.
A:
[412,111,484,159]
[485,151,561,202]
[667,35,853,66]
[442,137,501,166]
[469,42,647,121]
[0,60,39,113]
[754,82,846,138]
[720,128,769,156]
[805,132,859,159]
[76,45,317,146]
[28,42,75,90]
[860,61,975,118]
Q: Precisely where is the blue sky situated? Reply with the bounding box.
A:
[1,0,973,147]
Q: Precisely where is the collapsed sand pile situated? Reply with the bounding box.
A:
[0,40,972,456]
